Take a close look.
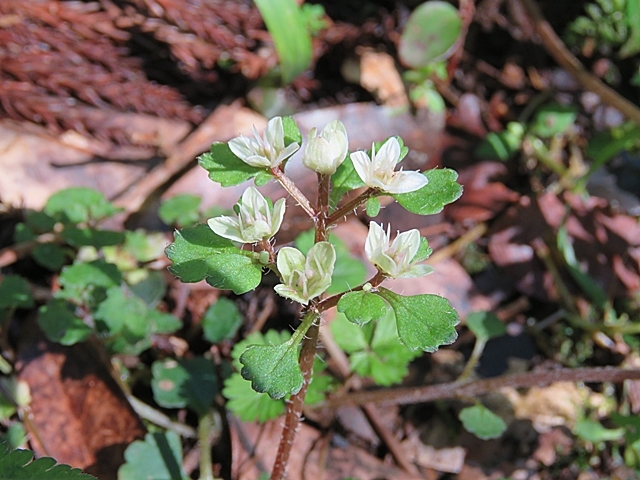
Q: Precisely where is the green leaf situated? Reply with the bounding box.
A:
[13,223,35,243]
[151,357,218,416]
[0,443,96,479]
[240,337,303,399]
[399,1,462,68]
[62,228,125,248]
[44,187,121,225]
[198,143,265,187]
[575,419,625,443]
[413,237,433,263]
[329,155,366,209]
[127,270,166,308]
[255,0,312,84]
[166,224,263,295]
[620,0,640,57]
[529,104,577,138]
[459,404,507,440]
[2,424,26,450]
[365,197,381,217]
[377,288,459,352]
[118,432,188,480]
[466,311,506,341]
[56,260,122,307]
[0,276,33,310]
[37,300,92,346]
[475,122,525,161]
[586,121,640,166]
[294,230,366,294]
[159,194,202,228]
[124,230,167,263]
[331,310,421,386]
[94,287,181,354]
[393,168,463,216]
[24,210,56,233]
[338,290,389,325]
[202,297,242,343]
[32,243,66,271]
[281,115,303,146]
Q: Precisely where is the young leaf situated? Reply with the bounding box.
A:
[377,288,459,352]
[466,311,506,342]
[198,143,265,187]
[44,187,121,224]
[61,227,125,248]
[365,197,381,217]
[37,300,92,346]
[151,357,218,416]
[202,297,242,343]
[331,311,421,386]
[118,432,188,480]
[56,260,122,307]
[166,224,263,295]
[392,168,463,216]
[158,194,202,228]
[459,404,507,440]
[32,243,66,271]
[0,442,96,479]
[240,338,303,399]
[337,290,389,325]
[0,276,34,310]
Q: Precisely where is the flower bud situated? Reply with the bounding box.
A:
[302,120,349,175]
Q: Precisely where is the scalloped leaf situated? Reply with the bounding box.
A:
[0,443,96,479]
[337,290,389,325]
[202,297,243,343]
[459,404,507,440]
[166,224,263,294]
[198,142,265,187]
[392,168,462,216]
[44,187,121,225]
[56,260,122,307]
[240,338,303,400]
[377,288,459,352]
[118,432,188,480]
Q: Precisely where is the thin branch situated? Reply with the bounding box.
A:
[320,367,640,408]
[519,0,640,125]
[271,166,315,218]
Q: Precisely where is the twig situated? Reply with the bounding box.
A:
[320,367,640,408]
[519,0,640,125]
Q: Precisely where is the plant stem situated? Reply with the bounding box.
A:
[457,338,487,382]
[316,271,387,312]
[326,188,377,225]
[271,166,315,218]
[270,312,320,480]
[198,411,218,480]
[315,173,330,242]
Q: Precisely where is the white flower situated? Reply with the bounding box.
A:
[274,242,336,305]
[207,187,285,244]
[302,120,349,175]
[228,116,299,168]
[350,137,428,194]
[365,222,433,278]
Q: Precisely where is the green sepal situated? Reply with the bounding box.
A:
[240,337,303,400]
[337,290,389,325]
[198,142,265,187]
[392,168,462,216]
[166,224,263,295]
[376,288,459,352]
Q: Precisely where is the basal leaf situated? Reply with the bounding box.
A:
[44,187,121,224]
[0,276,33,310]
[166,224,263,294]
[240,338,303,399]
[0,443,96,479]
[37,300,92,346]
[337,290,389,325]
[158,194,202,228]
[151,357,218,416]
[62,227,125,248]
[198,143,264,187]
[466,311,506,341]
[377,288,459,352]
[118,432,188,480]
[393,168,463,216]
[202,297,242,343]
[459,404,507,440]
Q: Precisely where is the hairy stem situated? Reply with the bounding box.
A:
[271,166,315,218]
[326,188,377,225]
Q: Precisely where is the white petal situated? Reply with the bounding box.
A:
[276,247,306,280]
[265,117,285,151]
[350,151,372,185]
[392,229,421,261]
[384,171,428,194]
[274,142,300,167]
[242,154,272,168]
[207,217,244,243]
[274,284,309,305]
[365,222,386,261]
[307,241,336,278]
[228,137,253,161]
[375,138,401,169]
[397,264,434,278]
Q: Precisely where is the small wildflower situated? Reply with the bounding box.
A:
[207,187,285,244]
[228,116,299,168]
[350,137,428,194]
[301,120,349,175]
[365,222,433,278]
